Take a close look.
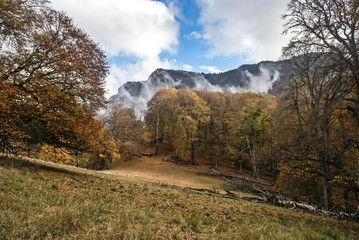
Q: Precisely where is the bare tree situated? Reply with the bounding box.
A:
[283,0,359,119]
[285,53,350,210]
[282,0,359,212]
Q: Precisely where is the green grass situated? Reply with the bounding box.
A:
[0,157,358,239]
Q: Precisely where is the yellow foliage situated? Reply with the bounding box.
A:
[39,145,71,164]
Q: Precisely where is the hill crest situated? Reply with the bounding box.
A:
[109,59,293,112]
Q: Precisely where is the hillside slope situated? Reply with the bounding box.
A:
[105,155,228,190]
[1,157,358,239]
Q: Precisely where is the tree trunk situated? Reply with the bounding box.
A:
[155,110,160,155]
[321,152,333,211]
[245,135,258,178]
[215,146,219,168]
[252,165,259,179]
[272,162,277,181]
[191,141,195,165]
[315,120,333,211]
[75,151,79,167]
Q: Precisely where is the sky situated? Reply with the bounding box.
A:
[50,0,290,97]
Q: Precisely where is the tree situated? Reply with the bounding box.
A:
[275,53,352,210]
[282,0,359,211]
[283,0,359,121]
[0,0,108,156]
[145,89,209,164]
[146,88,179,155]
[104,103,144,159]
[86,126,117,170]
[0,0,48,48]
[0,80,29,153]
[195,90,228,168]
[175,89,210,164]
[226,92,276,178]
[35,113,117,170]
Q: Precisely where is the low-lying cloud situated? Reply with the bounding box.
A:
[51,0,289,99]
[111,65,280,116]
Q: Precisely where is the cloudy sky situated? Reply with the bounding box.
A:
[51,0,290,97]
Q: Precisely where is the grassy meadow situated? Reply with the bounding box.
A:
[0,156,358,240]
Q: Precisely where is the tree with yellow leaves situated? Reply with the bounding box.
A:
[226,92,276,178]
[146,89,210,164]
[174,89,210,164]
[146,88,179,155]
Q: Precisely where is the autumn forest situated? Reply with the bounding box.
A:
[1,0,359,217]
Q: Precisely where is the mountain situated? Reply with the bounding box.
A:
[109,59,293,112]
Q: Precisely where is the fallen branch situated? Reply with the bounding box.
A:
[205,167,359,221]
[141,153,154,157]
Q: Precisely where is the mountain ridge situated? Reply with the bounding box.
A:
[109,58,293,112]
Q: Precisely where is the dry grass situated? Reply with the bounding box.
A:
[0,156,358,239]
[106,155,227,190]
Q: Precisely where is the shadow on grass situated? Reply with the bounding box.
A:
[0,156,85,177]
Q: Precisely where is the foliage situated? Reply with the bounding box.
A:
[0,0,113,168]
[278,0,359,210]
[146,88,179,155]
[145,89,276,170]
[195,90,228,167]
[225,92,276,177]
[39,145,71,165]
[276,163,323,205]
[104,103,144,159]
[174,89,210,164]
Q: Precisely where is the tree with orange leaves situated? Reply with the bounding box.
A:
[0,1,110,164]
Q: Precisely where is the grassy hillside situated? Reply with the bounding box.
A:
[106,155,231,190]
[0,157,358,240]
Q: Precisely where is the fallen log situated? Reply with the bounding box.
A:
[206,167,359,221]
[141,153,153,157]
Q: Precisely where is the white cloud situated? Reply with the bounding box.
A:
[50,0,290,98]
[51,0,178,58]
[196,0,289,61]
[189,31,202,40]
[106,56,174,97]
[51,0,179,97]
[199,65,222,73]
[183,64,193,71]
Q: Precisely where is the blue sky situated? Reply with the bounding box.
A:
[51,0,289,97]
[159,0,241,72]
